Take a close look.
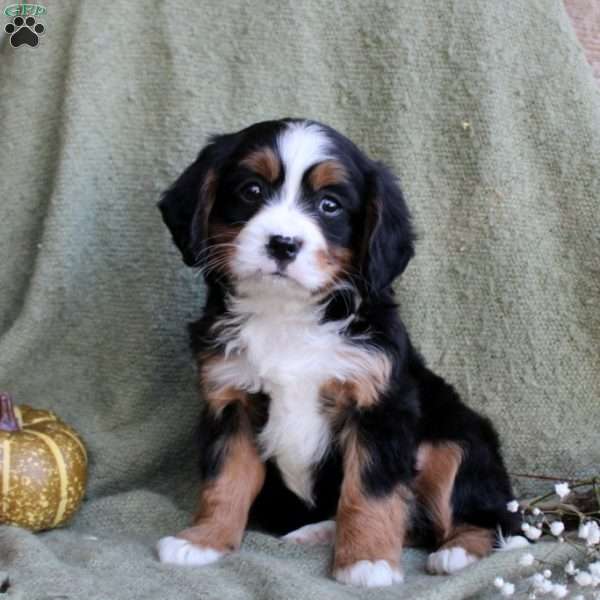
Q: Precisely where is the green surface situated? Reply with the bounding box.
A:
[0,1,599,598]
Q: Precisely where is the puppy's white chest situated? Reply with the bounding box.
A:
[215,289,370,504]
[258,380,329,503]
[237,310,335,503]
[238,307,336,384]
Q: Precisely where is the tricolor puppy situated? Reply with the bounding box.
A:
[157,119,525,587]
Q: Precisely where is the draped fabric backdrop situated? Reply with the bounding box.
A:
[0,1,598,598]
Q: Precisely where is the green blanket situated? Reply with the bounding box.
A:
[1,1,599,598]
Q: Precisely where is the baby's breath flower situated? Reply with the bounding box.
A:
[575,571,593,586]
[551,584,568,598]
[519,553,535,567]
[507,500,519,513]
[543,569,552,579]
[522,523,531,532]
[587,521,600,546]
[531,573,552,594]
[579,521,591,540]
[554,482,570,499]
[494,577,505,589]
[550,521,565,537]
[525,526,543,541]
[565,560,578,575]
[540,580,554,594]
[501,582,515,597]
[532,507,541,516]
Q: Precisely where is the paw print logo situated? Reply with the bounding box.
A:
[4,16,45,48]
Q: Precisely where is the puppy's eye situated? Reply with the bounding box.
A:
[318,197,342,216]
[239,182,264,203]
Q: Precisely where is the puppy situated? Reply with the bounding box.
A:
[156,118,525,587]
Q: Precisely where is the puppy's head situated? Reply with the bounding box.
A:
[159,119,413,296]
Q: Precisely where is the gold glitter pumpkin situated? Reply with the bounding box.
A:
[0,393,87,531]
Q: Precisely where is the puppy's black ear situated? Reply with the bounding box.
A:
[158,134,236,266]
[361,162,415,293]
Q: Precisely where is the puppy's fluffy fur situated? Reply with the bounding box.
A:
[156,119,524,587]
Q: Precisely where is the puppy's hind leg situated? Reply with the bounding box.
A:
[415,441,526,575]
[426,525,493,575]
[414,442,494,575]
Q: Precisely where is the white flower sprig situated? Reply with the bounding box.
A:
[493,474,600,598]
[515,475,600,547]
[554,482,571,500]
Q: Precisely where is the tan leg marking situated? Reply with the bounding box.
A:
[177,427,265,552]
[426,524,494,575]
[440,525,494,557]
[413,442,464,542]
[416,442,494,575]
[334,433,410,571]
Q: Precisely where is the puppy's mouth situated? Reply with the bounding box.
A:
[270,268,289,279]
[241,267,307,290]
[266,269,298,284]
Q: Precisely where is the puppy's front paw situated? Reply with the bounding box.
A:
[334,560,404,587]
[426,546,478,575]
[157,536,224,566]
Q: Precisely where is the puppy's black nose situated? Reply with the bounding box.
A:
[266,235,303,264]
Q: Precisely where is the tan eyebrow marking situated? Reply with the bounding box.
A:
[240,147,281,183]
[308,160,348,190]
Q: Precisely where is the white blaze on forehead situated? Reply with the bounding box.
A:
[277,121,332,206]
[232,195,330,289]
[230,122,336,291]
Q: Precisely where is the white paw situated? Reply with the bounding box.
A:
[498,535,530,551]
[334,560,404,587]
[426,546,478,575]
[282,520,336,545]
[157,536,224,566]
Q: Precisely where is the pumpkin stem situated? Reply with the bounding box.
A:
[0,392,20,432]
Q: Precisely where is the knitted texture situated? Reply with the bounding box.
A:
[0,1,598,597]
